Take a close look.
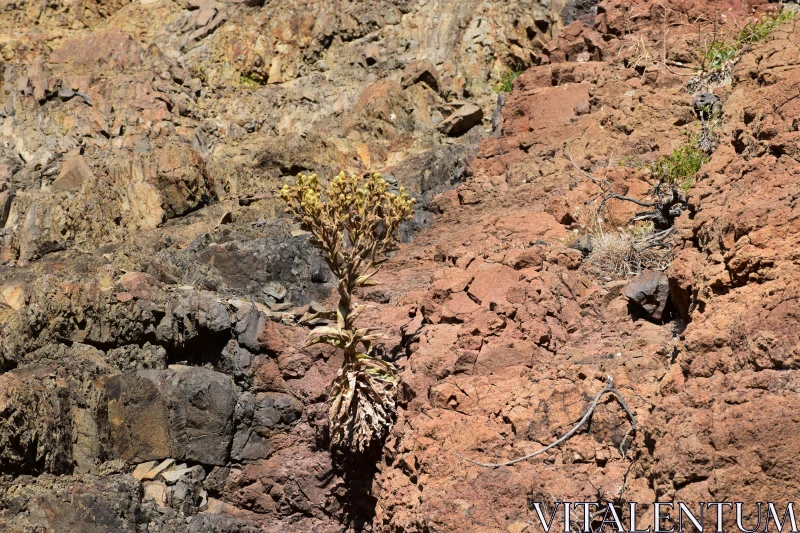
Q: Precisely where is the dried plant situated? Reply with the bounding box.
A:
[569,152,680,277]
[280,171,415,454]
[588,226,672,278]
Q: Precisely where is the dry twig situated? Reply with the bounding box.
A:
[455,376,636,468]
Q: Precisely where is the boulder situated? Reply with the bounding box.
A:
[52,153,94,192]
[624,270,671,322]
[106,366,237,465]
[437,103,484,136]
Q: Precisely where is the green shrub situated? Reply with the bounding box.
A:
[649,145,707,190]
[239,74,261,90]
[495,69,524,93]
[700,10,795,72]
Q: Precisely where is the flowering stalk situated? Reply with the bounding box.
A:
[280,171,415,454]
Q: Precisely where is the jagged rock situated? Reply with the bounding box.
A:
[131,460,158,480]
[52,153,94,192]
[143,481,169,507]
[562,0,600,25]
[0,368,72,475]
[692,92,722,121]
[401,60,440,92]
[12,0,794,531]
[25,477,143,533]
[624,270,671,322]
[106,366,237,465]
[141,458,175,480]
[230,391,303,462]
[437,103,484,136]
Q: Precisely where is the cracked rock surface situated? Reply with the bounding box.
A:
[2,0,799,532]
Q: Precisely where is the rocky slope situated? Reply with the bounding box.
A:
[1,0,799,532]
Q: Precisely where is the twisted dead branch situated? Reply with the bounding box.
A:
[455,376,636,468]
[569,153,687,231]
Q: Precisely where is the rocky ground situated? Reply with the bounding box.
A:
[1,0,799,531]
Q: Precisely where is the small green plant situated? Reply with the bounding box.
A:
[495,68,524,93]
[280,171,415,454]
[738,10,795,45]
[239,73,261,90]
[700,10,795,72]
[649,145,707,191]
[700,40,739,72]
[189,64,207,83]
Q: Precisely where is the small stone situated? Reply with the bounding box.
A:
[131,460,158,481]
[141,458,175,481]
[262,282,286,301]
[58,88,75,100]
[1,282,26,310]
[52,154,94,192]
[624,270,671,322]
[143,481,168,506]
[116,292,133,303]
[568,234,593,256]
[160,467,193,484]
[401,59,440,92]
[205,498,226,514]
[574,100,590,115]
[508,521,528,533]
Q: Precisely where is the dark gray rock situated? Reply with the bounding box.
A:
[624,270,671,322]
[105,366,237,465]
[230,391,303,462]
[58,87,76,101]
[235,303,264,351]
[0,368,73,475]
[491,92,506,137]
[693,92,722,121]
[562,0,600,26]
[25,477,141,533]
[170,366,238,465]
[568,234,593,256]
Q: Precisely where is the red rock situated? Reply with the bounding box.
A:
[467,263,520,308]
[430,269,474,299]
[545,195,573,225]
[502,83,590,135]
[442,291,479,317]
[494,211,570,243]
[257,319,287,353]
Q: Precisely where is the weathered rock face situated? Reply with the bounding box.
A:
[106,366,238,465]
[2,0,798,531]
[0,0,571,531]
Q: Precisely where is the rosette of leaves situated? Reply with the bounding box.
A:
[279,171,415,454]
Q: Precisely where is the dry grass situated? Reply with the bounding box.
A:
[588,226,672,278]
